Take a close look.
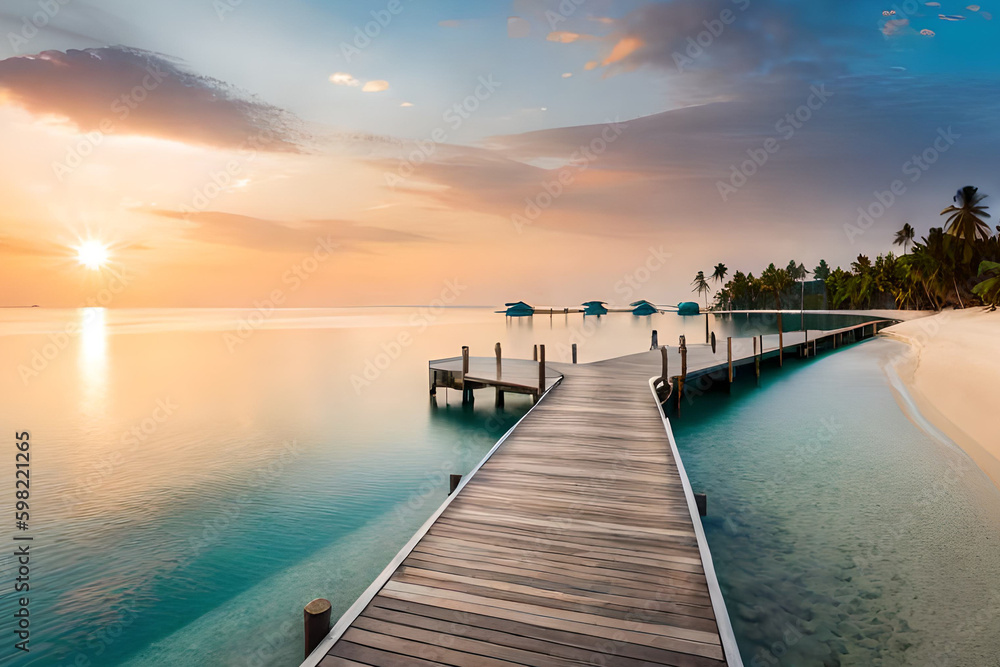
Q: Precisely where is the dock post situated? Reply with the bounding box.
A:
[537,345,546,398]
[754,336,760,381]
[711,331,717,354]
[777,312,784,367]
[727,337,733,390]
[650,329,658,350]
[304,598,332,659]
[449,474,462,495]
[461,346,472,404]
[705,313,709,344]
[571,343,578,364]
[429,369,437,397]
[676,336,687,413]
[533,345,538,362]
[660,345,668,382]
[495,343,504,407]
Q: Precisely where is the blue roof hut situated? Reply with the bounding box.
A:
[503,301,534,317]
[582,301,608,315]
[630,300,658,316]
[676,301,701,316]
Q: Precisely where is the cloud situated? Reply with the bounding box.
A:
[329,72,360,87]
[400,102,414,107]
[584,60,599,70]
[562,72,573,78]
[362,80,389,92]
[602,36,644,66]
[0,46,302,152]
[546,31,597,43]
[142,210,428,252]
[938,14,967,20]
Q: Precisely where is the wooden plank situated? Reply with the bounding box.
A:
[310,346,757,667]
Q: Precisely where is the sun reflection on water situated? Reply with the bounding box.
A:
[78,307,107,413]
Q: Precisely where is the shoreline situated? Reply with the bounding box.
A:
[883,309,1000,489]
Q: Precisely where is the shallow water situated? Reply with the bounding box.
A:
[0,306,873,666]
[672,338,1000,666]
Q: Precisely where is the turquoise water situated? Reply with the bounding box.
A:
[672,338,1000,666]
[2,306,856,667]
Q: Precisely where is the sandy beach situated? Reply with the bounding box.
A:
[884,308,1000,488]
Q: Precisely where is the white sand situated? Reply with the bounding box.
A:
[884,308,1000,488]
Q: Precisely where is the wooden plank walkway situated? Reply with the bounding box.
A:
[305,352,742,667]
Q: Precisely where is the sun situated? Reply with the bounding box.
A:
[76,241,111,270]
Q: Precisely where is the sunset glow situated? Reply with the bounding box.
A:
[76,241,110,270]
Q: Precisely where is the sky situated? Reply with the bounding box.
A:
[1,0,999,308]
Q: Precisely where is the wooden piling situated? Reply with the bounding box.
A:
[705,313,710,344]
[538,344,546,397]
[495,342,505,407]
[304,598,332,659]
[804,329,809,358]
[676,337,687,413]
[461,346,470,375]
[660,345,668,381]
[754,336,760,379]
[777,312,784,367]
[694,493,707,517]
[727,337,733,385]
[650,329,658,350]
[449,474,462,495]
[711,331,717,354]
[533,345,538,362]
[571,343,578,364]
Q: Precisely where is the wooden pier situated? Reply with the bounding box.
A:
[302,317,898,667]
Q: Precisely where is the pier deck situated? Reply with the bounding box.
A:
[305,318,900,667]
[306,356,742,666]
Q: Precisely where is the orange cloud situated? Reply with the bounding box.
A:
[546,31,597,43]
[602,36,644,66]
[362,80,389,92]
[584,61,599,70]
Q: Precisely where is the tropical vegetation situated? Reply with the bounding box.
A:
[692,186,1000,311]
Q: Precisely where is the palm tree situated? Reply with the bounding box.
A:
[691,271,711,307]
[711,263,728,284]
[760,263,794,309]
[894,223,915,254]
[813,259,831,281]
[973,260,1000,310]
[941,186,991,261]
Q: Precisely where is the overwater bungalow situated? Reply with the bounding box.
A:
[582,300,608,315]
[630,300,659,316]
[503,301,534,317]
[677,301,701,315]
